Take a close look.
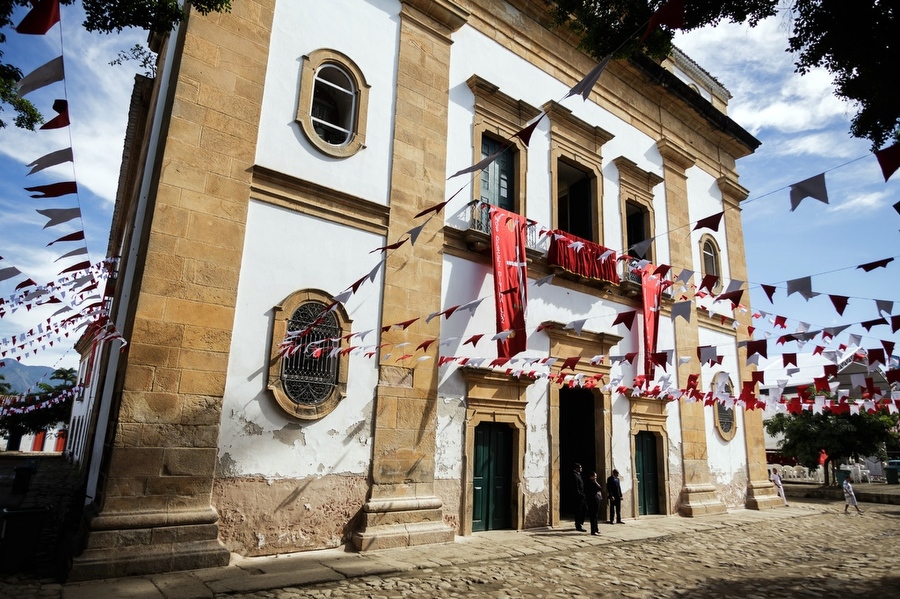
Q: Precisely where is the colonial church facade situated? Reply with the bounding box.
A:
[69,0,780,580]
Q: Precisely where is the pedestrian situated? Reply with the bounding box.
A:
[573,463,586,532]
[606,469,624,524]
[843,476,863,514]
[771,467,788,507]
[586,471,604,535]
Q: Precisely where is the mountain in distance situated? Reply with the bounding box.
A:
[0,360,55,395]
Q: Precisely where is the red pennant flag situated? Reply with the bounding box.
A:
[829,294,849,316]
[823,364,838,378]
[893,315,900,334]
[370,238,408,254]
[813,377,830,393]
[858,257,894,272]
[773,315,787,329]
[761,284,776,303]
[514,113,545,147]
[692,211,724,232]
[861,317,887,331]
[46,231,86,249]
[15,0,60,35]
[641,0,686,42]
[611,310,637,330]
[15,278,37,290]
[560,356,580,371]
[751,370,765,385]
[623,352,638,364]
[698,274,718,294]
[39,99,69,130]
[463,334,483,347]
[25,181,77,198]
[874,142,900,182]
[58,261,91,275]
[783,353,797,367]
[746,339,767,359]
[416,339,437,352]
[813,345,824,355]
[882,340,895,357]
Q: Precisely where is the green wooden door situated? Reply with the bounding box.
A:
[635,431,660,515]
[472,422,513,532]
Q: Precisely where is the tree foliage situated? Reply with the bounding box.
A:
[550,0,899,149]
[765,409,900,484]
[0,0,231,129]
[0,367,78,436]
[0,373,12,395]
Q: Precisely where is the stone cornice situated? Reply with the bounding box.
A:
[656,139,696,172]
[717,174,750,206]
[543,100,615,153]
[401,0,469,40]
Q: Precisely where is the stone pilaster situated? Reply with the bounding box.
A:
[352,0,468,551]
[657,139,727,517]
[717,175,782,510]
[69,1,275,580]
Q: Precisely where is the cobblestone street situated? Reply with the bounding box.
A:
[216,501,900,599]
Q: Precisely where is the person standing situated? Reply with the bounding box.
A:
[586,471,604,535]
[573,463,586,532]
[606,469,624,524]
[771,467,788,507]
[843,476,864,514]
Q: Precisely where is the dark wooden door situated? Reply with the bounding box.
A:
[635,431,660,515]
[472,422,513,531]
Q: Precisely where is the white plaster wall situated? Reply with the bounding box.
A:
[699,326,747,485]
[445,24,666,261]
[219,200,383,478]
[434,253,639,487]
[256,0,400,204]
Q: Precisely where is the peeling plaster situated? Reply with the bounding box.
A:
[272,423,305,447]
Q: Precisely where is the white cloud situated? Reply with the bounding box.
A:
[826,190,892,214]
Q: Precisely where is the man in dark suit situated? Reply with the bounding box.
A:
[606,469,624,524]
[573,463,586,531]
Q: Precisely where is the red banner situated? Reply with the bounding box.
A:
[546,230,620,284]
[490,207,528,358]
[641,266,663,376]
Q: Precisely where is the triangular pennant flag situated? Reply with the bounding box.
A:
[641,0,686,42]
[25,181,77,198]
[829,294,849,316]
[611,310,636,330]
[58,261,91,275]
[692,211,724,232]
[698,274,718,294]
[27,147,73,175]
[671,301,691,323]
[40,99,69,130]
[16,56,64,97]
[0,267,22,283]
[629,238,653,259]
[860,317,886,331]
[874,142,900,182]
[36,207,81,229]
[15,0,61,35]
[675,268,694,284]
[514,113,545,147]
[564,55,612,101]
[47,230,85,246]
[449,146,507,179]
[892,314,900,334]
[857,257,893,272]
[760,284,776,303]
[786,276,817,300]
[789,173,829,211]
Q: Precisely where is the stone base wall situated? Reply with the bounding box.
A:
[212,474,368,556]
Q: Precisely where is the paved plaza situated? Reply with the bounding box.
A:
[5,495,898,599]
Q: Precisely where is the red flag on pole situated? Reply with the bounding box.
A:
[490,207,528,358]
[15,0,60,35]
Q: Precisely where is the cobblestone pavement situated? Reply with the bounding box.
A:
[5,499,900,598]
[215,502,900,599]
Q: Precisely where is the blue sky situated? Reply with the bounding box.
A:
[0,5,898,370]
[0,4,144,368]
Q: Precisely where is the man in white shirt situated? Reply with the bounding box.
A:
[771,467,788,506]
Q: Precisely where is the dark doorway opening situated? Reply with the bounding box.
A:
[472,422,513,531]
[559,386,596,517]
[635,431,661,515]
